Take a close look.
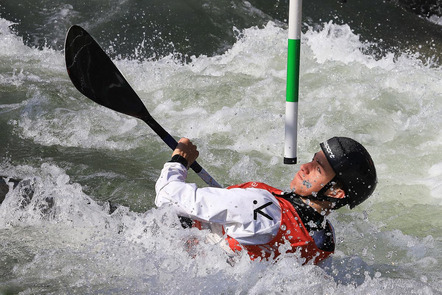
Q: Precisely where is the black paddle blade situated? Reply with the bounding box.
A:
[65,25,150,120]
[64,26,221,187]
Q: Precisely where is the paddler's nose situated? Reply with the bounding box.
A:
[300,162,310,175]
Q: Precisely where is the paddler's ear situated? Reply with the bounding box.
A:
[326,187,346,199]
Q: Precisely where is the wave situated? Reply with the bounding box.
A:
[1,7,442,294]
[2,0,442,62]
[0,162,439,294]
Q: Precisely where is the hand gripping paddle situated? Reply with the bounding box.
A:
[64,25,221,188]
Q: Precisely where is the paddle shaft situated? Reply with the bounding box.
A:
[141,114,220,187]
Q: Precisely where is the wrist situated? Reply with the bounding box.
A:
[169,154,189,169]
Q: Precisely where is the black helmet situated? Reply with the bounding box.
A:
[320,137,377,209]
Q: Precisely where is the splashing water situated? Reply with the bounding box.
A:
[1,6,442,294]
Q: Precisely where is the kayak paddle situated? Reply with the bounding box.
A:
[64,25,221,188]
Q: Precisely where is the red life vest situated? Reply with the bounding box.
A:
[224,182,334,265]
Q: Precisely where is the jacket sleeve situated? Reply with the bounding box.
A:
[155,162,281,245]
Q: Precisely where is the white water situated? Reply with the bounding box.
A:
[1,18,442,294]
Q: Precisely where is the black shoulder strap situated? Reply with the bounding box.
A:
[275,192,326,231]
[275,192,335,252]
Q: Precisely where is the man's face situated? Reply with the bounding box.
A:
[290,150,336,196]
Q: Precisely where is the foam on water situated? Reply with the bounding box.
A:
[16,106,142,150]
[0,20,145,152]
[1,162,439,294]
[1,18,442,294]
[419,162,442,199]
[428,15,442,26]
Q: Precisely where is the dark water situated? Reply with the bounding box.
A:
[2,0,442,61]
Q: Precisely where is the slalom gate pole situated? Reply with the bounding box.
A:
[284,0,302,165]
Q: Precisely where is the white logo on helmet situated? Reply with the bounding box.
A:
[323,141,336,159]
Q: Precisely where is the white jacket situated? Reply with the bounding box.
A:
[155,162,282,245]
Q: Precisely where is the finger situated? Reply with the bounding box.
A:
[178,137,190,144]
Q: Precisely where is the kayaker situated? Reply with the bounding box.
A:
[155,136,377,264]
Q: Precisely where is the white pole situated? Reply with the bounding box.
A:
[284,0,302,164]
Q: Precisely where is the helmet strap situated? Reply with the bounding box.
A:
[299,176,348,209]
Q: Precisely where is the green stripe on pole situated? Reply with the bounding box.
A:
[286,39,300,103]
